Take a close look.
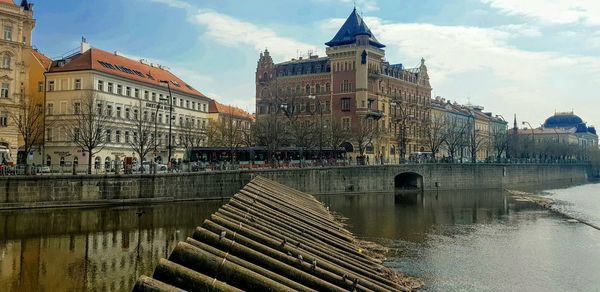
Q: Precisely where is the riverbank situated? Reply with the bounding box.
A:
[0,163,590,210]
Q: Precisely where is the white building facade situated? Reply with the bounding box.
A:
[44,41,210,172]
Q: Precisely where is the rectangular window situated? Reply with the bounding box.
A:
[97,80,104,91]
[107,82,113,93]
[341,97,351,111]
[73,102,81,114]
[202,104,206,112]
[47,81,55,92]
[144,90,149,99]
[125,108,130,119]
[97,103,102,115]
[60,101,67,114]
[74,79,81,90]
[3,25,12,41]
[192,102,196,110]
[105,130,111,143]
[342,117,351,130]
[152,92,156,102]
[186,100,189,108]
[106,105,113,116]
[38,81,44,92]
[0,83,8,98]
[115,131,121,143]
[116,106,121,118]
[116,85,122,95]
[134,88,139,98]
[47,103,54,115]
[46,128,53,141]
[126,87,131,96]
[0,112,7,127]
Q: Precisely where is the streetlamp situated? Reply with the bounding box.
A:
[522,121,535,160]
[307,95,324,165]
[159,80,174,170]
[153,96,168,173]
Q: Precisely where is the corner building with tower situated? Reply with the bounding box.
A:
[256,8,432,163]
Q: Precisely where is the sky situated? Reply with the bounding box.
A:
[30,0,600,128]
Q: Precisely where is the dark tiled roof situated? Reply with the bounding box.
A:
[325,8,385,48]
[276,57,330,77]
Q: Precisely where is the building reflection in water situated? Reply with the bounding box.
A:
[318,189,512,243]
[0,201,223,292]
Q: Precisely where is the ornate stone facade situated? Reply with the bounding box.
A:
[255,8,432,162]
[0,0,35,162]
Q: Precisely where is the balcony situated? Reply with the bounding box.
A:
[366,109,384,120]
[368,71,381,79]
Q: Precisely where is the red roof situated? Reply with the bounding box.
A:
[0,0,15,5]
[32,49,52,70]
[209,100,254,121]
[48,48,207,98]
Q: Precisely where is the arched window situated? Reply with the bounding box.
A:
[46,155,51,167]
[2,53,10,69]
[315,84,321,94]
[325,83,330,92]
[105,157,111,171]
[95,157,101,169]
[295,85,301,96]
[262,72,268,81]
[305,84,310,95]
[73,157,78,166]
[60,156,65,167]
[261,88,269,98]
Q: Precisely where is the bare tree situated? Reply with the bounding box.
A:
[1,97,46,174]
[468,124,488,163]
[207,111,244,162]
[444,118,467,162]
[325,119,351,159]
[287,116,317,165]
[127,100,155,172]
[64,92,111,174]
[253,114,289,167]
[180,120,205,158]
[423,114,447,160]
[352,116,380,165]
[491,127,509,161]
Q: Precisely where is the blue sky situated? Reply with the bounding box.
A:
[32,0,600,128]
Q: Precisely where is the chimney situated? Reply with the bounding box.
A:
[80,37,90,53]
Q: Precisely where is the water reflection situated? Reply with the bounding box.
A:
[0,201,223,292]
[319,186,600,291]
[318,189,513,242]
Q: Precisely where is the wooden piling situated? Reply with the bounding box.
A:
[132,176,416,291]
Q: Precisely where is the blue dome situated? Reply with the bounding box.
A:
[543,113,584,128]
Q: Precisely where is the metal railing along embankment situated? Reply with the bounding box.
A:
[132,176,415,291]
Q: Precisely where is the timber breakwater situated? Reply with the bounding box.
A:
[133,176,421,291]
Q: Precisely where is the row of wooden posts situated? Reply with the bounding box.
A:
[133,176,409,291]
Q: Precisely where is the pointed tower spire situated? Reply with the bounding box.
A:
[513,114,518,130]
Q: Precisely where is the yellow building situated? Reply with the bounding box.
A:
[0,0,35,162]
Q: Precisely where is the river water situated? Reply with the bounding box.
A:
[1,183,599,291]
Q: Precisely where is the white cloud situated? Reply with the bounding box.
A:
[148,0,193,11]
[191,9,318,60]
[496,24,542,37]
[314,0,378,12]
[357,17,600,126]
[481,0,600,26]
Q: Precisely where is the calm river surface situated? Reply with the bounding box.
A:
[319,183,600,291]
[1,183,599,291]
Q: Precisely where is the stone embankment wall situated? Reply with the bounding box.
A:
[0,164,589,209]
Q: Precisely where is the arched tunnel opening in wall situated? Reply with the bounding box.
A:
[394,172,424,204]
[394,172,424,191]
